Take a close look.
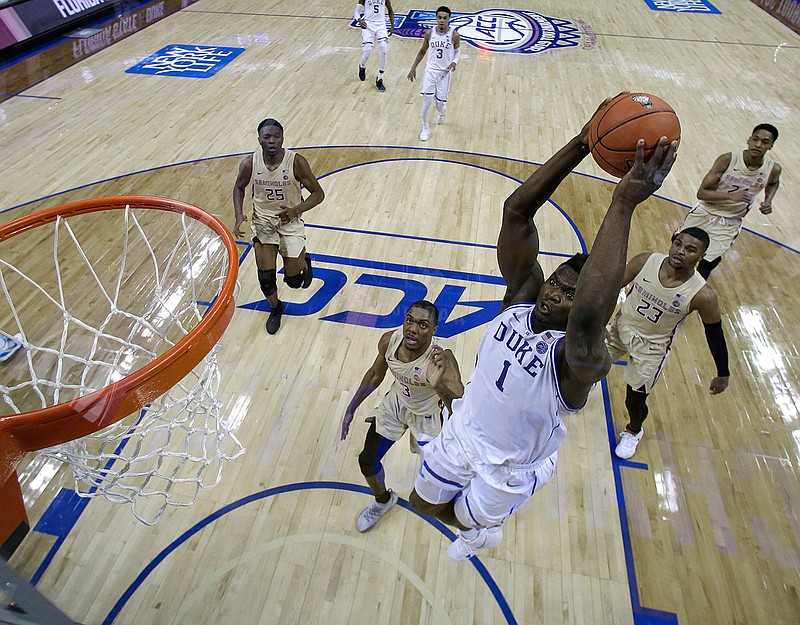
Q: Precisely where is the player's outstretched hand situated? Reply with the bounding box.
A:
[425,346,464,410]
[613,137,679,206]
[709,375,729,395]
[341,409,356,441]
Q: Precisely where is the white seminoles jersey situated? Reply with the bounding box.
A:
[426,27,456,72]
[363,0,389,27]
[454,303,588,466]
[699,150,775,219]
[618,253,705,346]
[251,149,302,218]
[385,329,442,416]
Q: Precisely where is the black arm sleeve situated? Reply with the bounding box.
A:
[703,321,730,377]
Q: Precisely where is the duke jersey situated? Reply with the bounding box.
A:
[619,254,705,346]
[251,149,302,218]
[699,150,774,219]
[385,329,442,417]
[363,0,388,27]
[453,303,588,467]
[426,27,456,73]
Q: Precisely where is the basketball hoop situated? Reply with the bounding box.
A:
[0,196,244,524]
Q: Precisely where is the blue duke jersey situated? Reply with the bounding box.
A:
[453,303,590,466]
[426,27,456,72]
[251,149,303,219]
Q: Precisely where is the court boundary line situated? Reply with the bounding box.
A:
[98,482,517,625]
[3,148,795,256]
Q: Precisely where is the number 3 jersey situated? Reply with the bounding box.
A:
[614,253,705,348]
[452,303,589,467]
[384,328,442,417]
[251,148,303,219]
[426,26,456,73]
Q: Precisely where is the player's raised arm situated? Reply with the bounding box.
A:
[560,138,679,405]
[498,107,602,308]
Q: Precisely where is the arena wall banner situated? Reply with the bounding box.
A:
[0,0,118,51]
[750,0,800,34]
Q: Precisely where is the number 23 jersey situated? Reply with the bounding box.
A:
[616,253,705,347]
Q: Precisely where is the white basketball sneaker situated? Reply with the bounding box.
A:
[419,125,431,141]
[0,333,23,362]
[436,113,446,125]
[447,526,503,561]
[357,490,398,532]
[615,428,643,459]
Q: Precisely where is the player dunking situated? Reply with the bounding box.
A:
[407,6,461,141]
[409,100,679,560]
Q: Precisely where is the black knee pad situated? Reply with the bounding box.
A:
[358,447,379,477]
[257,269,277,297]
[283,272,304,289]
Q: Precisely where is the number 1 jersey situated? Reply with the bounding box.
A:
[452,302,587,466]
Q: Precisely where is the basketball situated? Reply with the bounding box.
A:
[588,93,681,178]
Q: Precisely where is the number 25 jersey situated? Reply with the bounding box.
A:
[252,149,302,218]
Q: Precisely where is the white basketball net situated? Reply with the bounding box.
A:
[0,204,244,524]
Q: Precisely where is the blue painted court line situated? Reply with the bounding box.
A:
[100,482,518,625]
[601,380,679,625]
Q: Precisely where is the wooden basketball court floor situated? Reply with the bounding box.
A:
[1,1,799,623]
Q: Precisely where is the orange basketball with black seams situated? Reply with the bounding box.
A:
[588,93,681,178]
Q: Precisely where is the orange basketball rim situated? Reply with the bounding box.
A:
[0,196,238,486]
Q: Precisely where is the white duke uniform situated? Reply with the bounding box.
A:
[374,329,445,444]
[361,0,389,44]
[421,26,456,101]
[682,150,775,261]
[606,253,706,392]
[416,303,589,528]
[251,149,306,257]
